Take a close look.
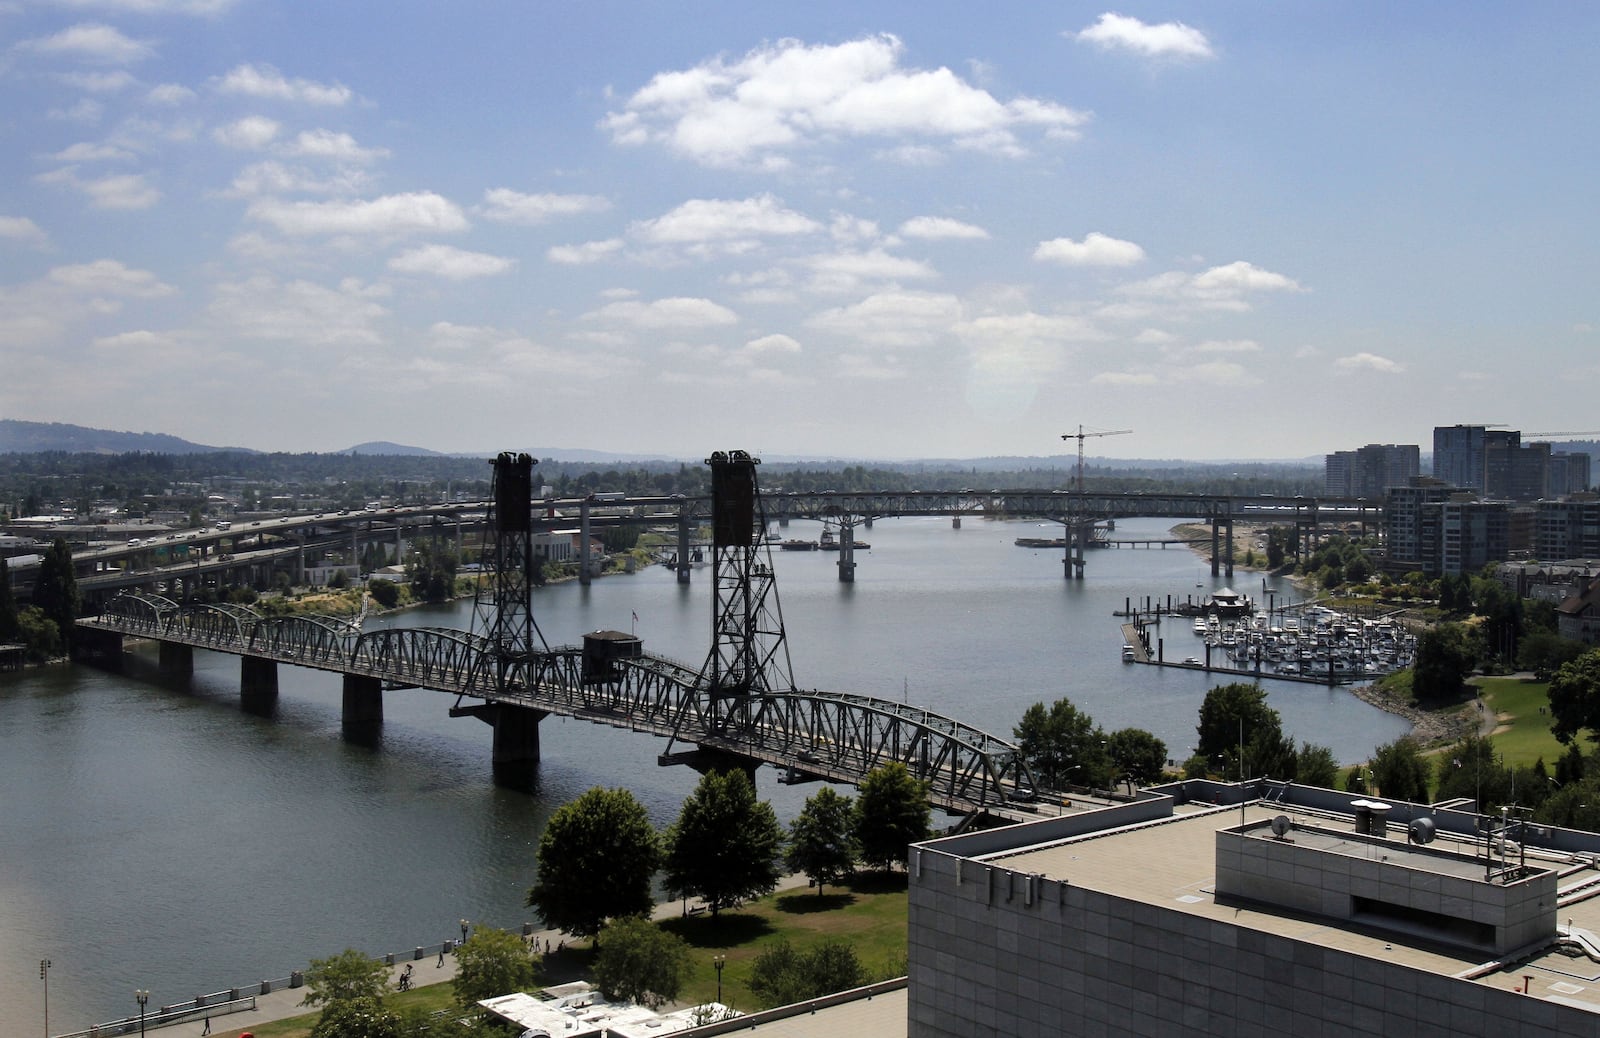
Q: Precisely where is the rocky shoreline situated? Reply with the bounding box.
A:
[1346,682,1476,748]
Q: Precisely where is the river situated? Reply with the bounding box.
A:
[0,515,1406,1031]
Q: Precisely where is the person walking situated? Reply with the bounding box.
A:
[201,1017,211,1035]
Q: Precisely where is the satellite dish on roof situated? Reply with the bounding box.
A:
[1408,817,1436,845]
[1271,814,1291,837]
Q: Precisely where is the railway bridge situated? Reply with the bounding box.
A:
[77,451,1039,819]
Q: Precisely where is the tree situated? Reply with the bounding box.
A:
[747,938,864,1008]
[307,998,402,1038]
[1013,697,1108,788]
[1518,630,1588,680]
[1105,728,1167,789]
[1294,743,1340,788]
[662,769,784,919]
[527,787,660,940]
[302,948,390,1009]
[1369,737,1432,802]
[785,787,858,895]
[31,538,79,653]
[591,915,691,1008]
[853,762,931,871]
[1434,735,1509,809]
[1411,623,1477,701]
[453,926,539,1010]
[1195,683,1294,780]
[1549,650,1600,745]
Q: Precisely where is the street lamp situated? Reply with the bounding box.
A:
[460,918,470,945]
[40,959,50,1038]
[135,989,149,1038]
[713,954,726,1005]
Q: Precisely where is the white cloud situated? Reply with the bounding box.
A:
[22,23,154,64]
[37,168,160,209]
[208,275,389,347]
[388,244,514,280]
[49,258,174,298]
[51,141,135,162]
[216,64,353,106]
[1075,13,1215,60]
[584,297,739,330]
[286,129,389,163]
[248,192,469,237]
[744,333,801,355]
[1034,232,1145,267]
[604,34,1087,168]
[547,239,624,265]
[1122,260,1302,313]
[0,216,50,247]
[480,189,611,225]
[147,83,196,105]
[955,311,1105,379]
[806,290,962,348]
[805,249,938,294]
[49,98,105,123]
[631,194,822,248]
[1335,352,1406,373]
[424,322,606,380]
[1180,360,1260,387]
[899,216,989,240]
[221,161,372,199]
[60,70,136,93]
[212,115,280,150]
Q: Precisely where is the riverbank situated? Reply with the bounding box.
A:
[1344,681,1477,749]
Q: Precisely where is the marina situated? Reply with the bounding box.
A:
[1119,586,1418,685]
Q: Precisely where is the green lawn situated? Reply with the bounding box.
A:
[1474,675,1566,769]
[658,872,909,1012]
[202,873,908,1037]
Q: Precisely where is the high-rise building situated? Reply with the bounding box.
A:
[1549,451,1594,496]
[1432,424,1489,489]
[1536,496,1600,559]
[1324,443,1419,498]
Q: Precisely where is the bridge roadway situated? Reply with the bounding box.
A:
[77,593,1038,818]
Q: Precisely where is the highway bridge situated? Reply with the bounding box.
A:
[16,488,1384,601]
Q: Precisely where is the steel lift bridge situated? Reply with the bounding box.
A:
[81,451,1036,818]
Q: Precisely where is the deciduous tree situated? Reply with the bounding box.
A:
[1369,736,1432,803]
[785,787,857,895]
[526,787,660,939]
[303,948,390,1009]
[662,769,784,919]
[853,762,930,871]
[1549,650,1600,745]
[1105,728,1167,788]
[747,938,863,1008]
[1013,697,1108,788]
[31,538,79,653]
[453,926,539,1010]
[591,916,691,1008]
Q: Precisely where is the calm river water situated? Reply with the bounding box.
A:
[0,516,1406,1031]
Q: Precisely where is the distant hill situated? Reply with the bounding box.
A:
[0,419,251,454]
[342,441,447,456]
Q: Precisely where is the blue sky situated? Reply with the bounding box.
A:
[2,2,1596,460]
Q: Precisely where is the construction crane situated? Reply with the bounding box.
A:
[1060,426,1132,495]
[1526,430,1600,438]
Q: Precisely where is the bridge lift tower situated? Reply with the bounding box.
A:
[461,450,551,787]
[697,450,795,703]
[1060,425,1132,578]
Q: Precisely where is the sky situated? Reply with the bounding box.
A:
[1,3,1597,462]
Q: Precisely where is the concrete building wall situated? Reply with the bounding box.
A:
[907,848,1583,1037]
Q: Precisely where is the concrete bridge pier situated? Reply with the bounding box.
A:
[579,503,593,586]
[242,655,278,697]
[952,516,961,529]
[342,674,383,738]
[492,705,547,790]
[837,523,856,583]
[1210,521,1221,577]
[159,641,193,676]
[676,514,693,585]
[1224,515,1235,578]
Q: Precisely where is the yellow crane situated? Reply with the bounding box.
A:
[1060,426,1132,495]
